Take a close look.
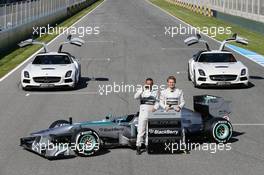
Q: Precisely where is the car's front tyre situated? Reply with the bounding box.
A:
[72,75,78,90]
[71,128,101,157]
[22,86,29,91]
[21,83,31,91]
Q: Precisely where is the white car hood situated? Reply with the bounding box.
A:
[196,61,245,75]
[26,64,74,77]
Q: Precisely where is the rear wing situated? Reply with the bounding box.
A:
[193,95,231,120]
[58,35,85,53]
[18,39,48,53]
[184,34,210,51]
[219,33,248,51]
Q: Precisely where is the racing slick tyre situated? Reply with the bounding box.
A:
[49,120,70,128]
[71,128,101,157]
[204,118,233,143]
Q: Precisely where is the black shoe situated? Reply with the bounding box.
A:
[140,144,146,149]
[145,145,148,153]
[136,146,141,155]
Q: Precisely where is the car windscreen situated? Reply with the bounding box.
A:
[32,55,72,64]
[198,53,237,63]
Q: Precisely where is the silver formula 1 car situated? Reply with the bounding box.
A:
[20,95,233,159]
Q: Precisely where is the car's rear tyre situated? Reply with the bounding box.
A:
[49,120,70,129]
[72,128,101,157]
[204,118,233,143]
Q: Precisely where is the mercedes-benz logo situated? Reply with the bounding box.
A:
[44,77,49,83]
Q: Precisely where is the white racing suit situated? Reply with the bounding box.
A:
[134,88,159,147]
[160,88,185,110]
[160,88,186,149]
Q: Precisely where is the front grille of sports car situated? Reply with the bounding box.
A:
[210,75,237,81]
[33,77,61,83]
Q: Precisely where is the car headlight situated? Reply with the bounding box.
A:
[241,68,246,76]
[65,71,72,78]
[24,71,30,78]
[198,69,206,76]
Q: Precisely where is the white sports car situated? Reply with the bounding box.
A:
[20,36,84,90]
[185,34,249,88]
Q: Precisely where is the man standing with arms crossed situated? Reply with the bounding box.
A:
[134,78,159,155]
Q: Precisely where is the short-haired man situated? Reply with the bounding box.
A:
[160,76,185,112]
[134,78,159,155]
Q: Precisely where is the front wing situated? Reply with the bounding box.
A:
[20,135,75,159]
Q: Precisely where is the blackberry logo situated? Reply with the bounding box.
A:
[149,129,179,135]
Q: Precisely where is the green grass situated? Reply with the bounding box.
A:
[0,0,104,78]
[150,0,264,55]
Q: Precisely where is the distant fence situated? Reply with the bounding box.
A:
[0,0,97,53]
[176,0,264,23]
[0,0,87,32]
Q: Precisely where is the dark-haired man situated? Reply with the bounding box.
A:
[134,78,159,155]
